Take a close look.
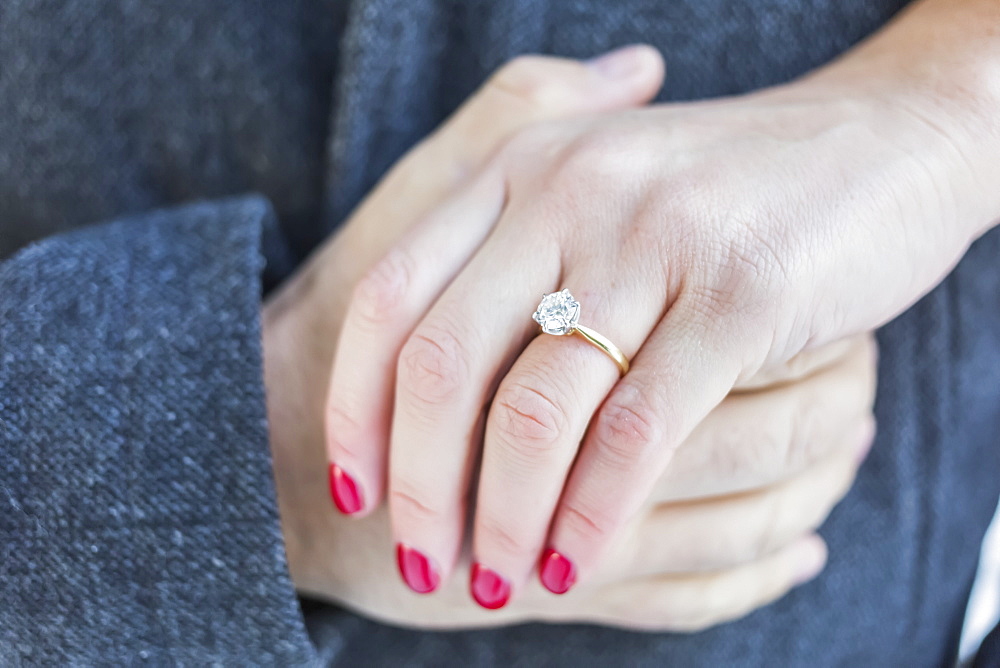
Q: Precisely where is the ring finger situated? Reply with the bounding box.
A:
[469,251,667,608]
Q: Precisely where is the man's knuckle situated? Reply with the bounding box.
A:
[398,326,467,406]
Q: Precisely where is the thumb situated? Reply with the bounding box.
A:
[339,45,664,266]
[441,44,666,157]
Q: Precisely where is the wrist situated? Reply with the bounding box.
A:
[800,0,1000,239]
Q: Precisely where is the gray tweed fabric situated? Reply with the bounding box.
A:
[0,198,315,665]
[2,0,999,666]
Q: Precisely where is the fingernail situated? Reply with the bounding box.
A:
[328,463,364,515]
[470,562,510,610]
[795,537,827,585]
[396,544,440,594]
[539,548,577,595]
[854,419,877,466]
[586,45,647,79]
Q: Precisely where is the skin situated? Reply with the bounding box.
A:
[323,0,1000,608]
[266,52,877,630]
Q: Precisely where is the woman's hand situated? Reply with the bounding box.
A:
[264,46,665,609]
[269,46,878,629]
[290,327,876,630]
[326,7,1000,608]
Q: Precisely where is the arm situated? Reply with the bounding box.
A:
[810,0,1000,240]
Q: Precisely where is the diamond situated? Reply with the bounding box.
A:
[532,289,580,335]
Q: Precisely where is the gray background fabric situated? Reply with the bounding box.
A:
[1,0,999,665]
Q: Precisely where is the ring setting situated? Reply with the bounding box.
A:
[532,289,630,375]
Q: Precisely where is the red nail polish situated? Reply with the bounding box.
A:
[539,548,577,594]
[396,544,440,594]
[470,562,510,610]
[328,463,364,515]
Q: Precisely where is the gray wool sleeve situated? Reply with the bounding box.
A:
[0,195,317,666]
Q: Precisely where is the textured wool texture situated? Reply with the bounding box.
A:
[2,0,1000,666]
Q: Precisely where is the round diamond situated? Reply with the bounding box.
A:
[532,289,580,335]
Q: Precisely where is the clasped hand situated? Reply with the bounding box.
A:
[263,46,935,628]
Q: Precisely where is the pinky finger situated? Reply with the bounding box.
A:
[584,534,827,633]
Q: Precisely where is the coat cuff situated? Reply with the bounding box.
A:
[0,196,317,665]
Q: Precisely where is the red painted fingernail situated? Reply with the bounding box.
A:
[328,463,364,515]
[470,562,510,610]
[539,548,577,594]
[396,544,440,594]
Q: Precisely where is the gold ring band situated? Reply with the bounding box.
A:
[532,289,630,376]
[571,324,630,375]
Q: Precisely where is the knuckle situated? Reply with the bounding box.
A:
[566,130,644,174]
[398,326,468,407]
[726,217,796,290]
[351,248,414,328]
[686,281,743,327]
[561,500,617,544]
[492,381,566,459]
[390,485,446,525]
[478,514,532,559]
[692,230,791,328]
[499,122,567,170]
[325,404,364,458]
[489,55,558,108]
[543,130,653,199]
[592,386,663,468]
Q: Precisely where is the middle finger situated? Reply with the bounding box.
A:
[469,248,667,608]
